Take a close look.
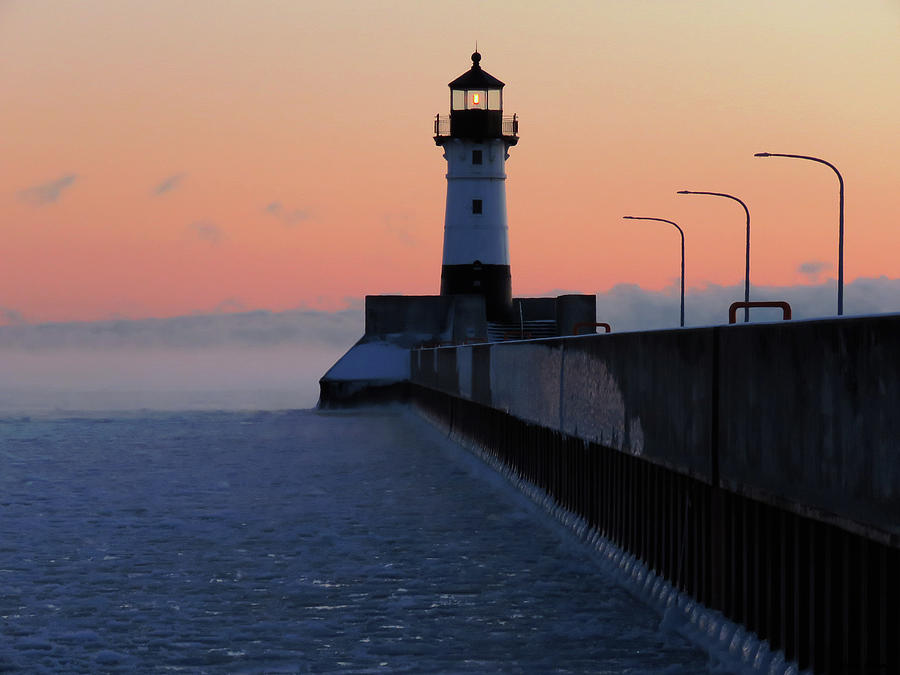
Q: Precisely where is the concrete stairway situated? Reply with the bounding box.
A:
[487,319,557,341]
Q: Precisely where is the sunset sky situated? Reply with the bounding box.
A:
[2,0,899,325]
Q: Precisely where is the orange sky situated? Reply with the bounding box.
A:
[2,0,899,323]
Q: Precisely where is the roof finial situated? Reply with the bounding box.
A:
[471,42,481,69]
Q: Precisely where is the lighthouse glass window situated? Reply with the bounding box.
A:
[451,88,501,110]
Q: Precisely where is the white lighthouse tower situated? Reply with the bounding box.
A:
[435,51,518,321]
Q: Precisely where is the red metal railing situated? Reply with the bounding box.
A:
[572,322,611,335]
[728,301,792,324]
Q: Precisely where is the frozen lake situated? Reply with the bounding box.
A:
[0,407,709,673]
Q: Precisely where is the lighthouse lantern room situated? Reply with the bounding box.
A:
[435,52,518,321]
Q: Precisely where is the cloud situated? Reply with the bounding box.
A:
[592,277,900,331]
[0,280,896,413]
[1,308,26,326]
[187,220,224,244]
[0,307,363,352]
[153,173,186,196]
[264,201,311,225]
[18,173,78,205]
[209,298,248,315]
[798,260,832,280]
[285,210,310,225]
[0,308,366,411]
[341,296,365,311]
[384,213,417,247]
[3,277,896,351]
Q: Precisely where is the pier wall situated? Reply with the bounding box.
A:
[410,315,900,674]
[412,315,900,542]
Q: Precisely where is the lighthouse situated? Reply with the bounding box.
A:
[320,52,597,406]
[435,51,518,321]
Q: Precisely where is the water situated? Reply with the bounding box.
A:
[0,407,710,673]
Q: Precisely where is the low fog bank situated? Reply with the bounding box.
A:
[0,345,352,413]
[2,278,896,414]
[595,276,900,331]
[0,310,364,413]
[0,308,363,350]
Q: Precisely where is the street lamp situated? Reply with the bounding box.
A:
[677,190,751,323]
[754,152,845,316]
[623,216,685,327]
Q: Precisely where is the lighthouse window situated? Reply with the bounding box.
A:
[472,150,483,165]
[472,199,483,214]
[468,90,487,110]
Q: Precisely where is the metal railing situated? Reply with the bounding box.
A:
[433,113,518,137]
[572,322,612,335]
[728,301,792,324]
[502,114,518,137]
[434,114,450,136]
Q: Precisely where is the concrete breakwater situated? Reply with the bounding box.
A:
[408,315,900,674]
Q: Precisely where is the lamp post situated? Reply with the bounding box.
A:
[677,190,751,323]
[754,152,844,316]
[623,216,685,327]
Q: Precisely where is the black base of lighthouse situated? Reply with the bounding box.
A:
[441,263,512,321]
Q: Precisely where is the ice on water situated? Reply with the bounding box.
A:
[0,408,709,672]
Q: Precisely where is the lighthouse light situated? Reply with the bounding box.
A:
[468,90,487,110]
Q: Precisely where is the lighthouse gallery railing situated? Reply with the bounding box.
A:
[433,114,518,138]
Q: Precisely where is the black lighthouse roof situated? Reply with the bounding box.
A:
[448,52,505,89]
[434,51,517,145]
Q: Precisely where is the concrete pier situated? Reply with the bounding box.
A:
[407,315,900,674]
